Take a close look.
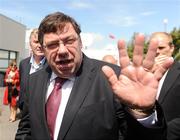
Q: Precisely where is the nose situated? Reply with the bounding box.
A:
[156,48,160,56]
[57,43,68,56]
[157,48,160,53]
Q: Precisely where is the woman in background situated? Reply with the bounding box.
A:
[3,60,20,122]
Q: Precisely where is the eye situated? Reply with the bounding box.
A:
[65,38,76,45]
[46,42,59,49]
[158,46,165,50]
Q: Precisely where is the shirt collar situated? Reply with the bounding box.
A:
[50,72,75,83]
[30,55,46,66]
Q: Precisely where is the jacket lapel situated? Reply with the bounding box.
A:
[23,58,31,82]
[58,55,96,140]
[37,65,52,137]
[26,58,31,75]
[158,61,180,103]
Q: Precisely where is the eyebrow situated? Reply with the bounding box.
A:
[46,35,77,43]
[45,40,59,45]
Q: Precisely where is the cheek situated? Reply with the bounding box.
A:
[44,51,55,63]
[31,46,36,51]
[68,46,80,57]
[159,49,167,54]
[74,49,82,62]
[165,49,171,53]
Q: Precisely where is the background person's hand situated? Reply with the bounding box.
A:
[152,55,173,72]
[6,78,13,83]
[102,34,174,116]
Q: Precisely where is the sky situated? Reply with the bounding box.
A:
[0,0,180,50]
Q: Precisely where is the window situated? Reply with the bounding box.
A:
[10,52,16,59]
[0,50,8,58]
[0,49,18,71]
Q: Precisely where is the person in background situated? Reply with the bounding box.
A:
[18,28,46,111]
[102,54,118,65]
[149,32,180,140]
[15,12,173,140]
[3,60,20,122]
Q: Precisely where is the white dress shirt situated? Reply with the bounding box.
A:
[46,72,75,140]
[29,56,46,74]
[156,70,169,99]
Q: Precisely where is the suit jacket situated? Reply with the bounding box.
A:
[18,57,31,110]
[18,57,46,110]
[158,61,180,140]
[16,54,166,140]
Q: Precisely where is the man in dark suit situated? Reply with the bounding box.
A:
[15,12,173,140]
[149,32,180,140]
[18,29,46,111]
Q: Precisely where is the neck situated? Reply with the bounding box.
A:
[33,55,43,64]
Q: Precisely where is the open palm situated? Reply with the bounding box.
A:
[102,34,173,110]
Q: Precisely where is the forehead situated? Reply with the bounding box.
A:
[151,34,169,41]
[31,33,38,40]
[151,34,170,45]
[43,23,77,42]
[11,62,16,65]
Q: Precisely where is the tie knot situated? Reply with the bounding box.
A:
[55,77,66,89]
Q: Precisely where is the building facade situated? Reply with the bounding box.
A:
[0,14,26,86]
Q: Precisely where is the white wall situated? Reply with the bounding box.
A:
[0,14,26,60]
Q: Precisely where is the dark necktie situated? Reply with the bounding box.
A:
[46,77,65,140]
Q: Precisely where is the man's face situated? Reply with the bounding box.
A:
[151,34,174,57]
[30,34,44,57]
[43,23,83,78]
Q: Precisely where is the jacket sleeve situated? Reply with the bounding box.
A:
[167,118,180,140]
[15,80,31,140]
[124,101,167,140]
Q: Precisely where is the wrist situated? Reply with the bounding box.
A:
[127,105,156,119]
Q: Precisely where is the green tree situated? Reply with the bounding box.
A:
[170,27,180,61]
[127,28,180,61]
[127,32,148,60]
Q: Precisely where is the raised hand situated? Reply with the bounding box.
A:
[152,55,172,72]
[102,34,173,113]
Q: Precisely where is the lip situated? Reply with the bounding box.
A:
[36,49,43,52]
[36,51,43,54]
[56,59,73,70]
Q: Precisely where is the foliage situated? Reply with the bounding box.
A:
[170,27,180,61]
[174,52,180,61]
[127,28,180,61]
[127,32,148,60]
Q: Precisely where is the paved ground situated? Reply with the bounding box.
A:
[0,87,20,140]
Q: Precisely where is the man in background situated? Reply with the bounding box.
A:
[18,28,46,111]
[102,54,118,65]
[149,32,180,140]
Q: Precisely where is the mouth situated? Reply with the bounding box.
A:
[36,50,43,53]
[56,59,73,70]
[59,59,72,64]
